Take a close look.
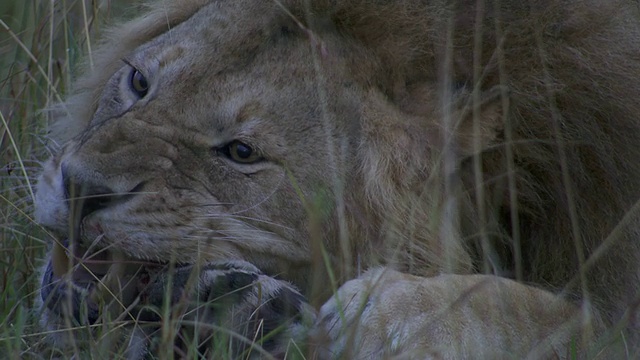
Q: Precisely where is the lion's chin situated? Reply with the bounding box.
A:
[40,239,158,325]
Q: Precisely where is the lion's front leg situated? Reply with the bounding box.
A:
[134,261,315,359]
[314,268,588,359]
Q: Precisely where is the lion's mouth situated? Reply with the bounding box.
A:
[40,238,158,324]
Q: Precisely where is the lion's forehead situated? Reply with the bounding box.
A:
[116,5,324,137]
[52,0,363,151]
[131,1,289,73]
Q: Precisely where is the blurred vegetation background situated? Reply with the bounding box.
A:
[0,1,135,357]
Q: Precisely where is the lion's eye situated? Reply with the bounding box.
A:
[219,141,262,164]
[129,69,149,98]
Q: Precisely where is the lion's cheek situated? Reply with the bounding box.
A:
[84,219,245,264]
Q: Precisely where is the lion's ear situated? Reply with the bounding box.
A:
[450,85,507,157]
[394,82,506,158]
[324,1,505,156]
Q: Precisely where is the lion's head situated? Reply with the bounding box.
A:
[35,0,640,352]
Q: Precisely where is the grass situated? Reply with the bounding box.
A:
[0,1,133,358]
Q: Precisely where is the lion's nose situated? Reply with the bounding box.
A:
[61,164,116,221]
[61,163,142,229]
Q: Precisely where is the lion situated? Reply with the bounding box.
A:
[34,0,640,358]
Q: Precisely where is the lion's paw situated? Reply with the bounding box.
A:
[313,269,506,359]
[313,268,431,359]
[314,269,584,359]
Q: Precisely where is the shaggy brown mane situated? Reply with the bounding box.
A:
[322,0,640,313]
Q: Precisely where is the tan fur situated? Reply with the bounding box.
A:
[35,0,640,357]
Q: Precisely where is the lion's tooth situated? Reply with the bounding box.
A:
[89,250,142,314]
[51,240,71,278]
